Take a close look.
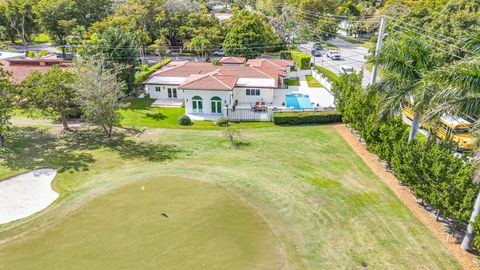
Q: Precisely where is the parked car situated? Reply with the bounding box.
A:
[311,49,322,57]
[327,50,341,60]
[340,65,354,74]
[213,50,225,56]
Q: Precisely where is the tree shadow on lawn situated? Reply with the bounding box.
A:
[145,112,168,121]
[0,127,182,173]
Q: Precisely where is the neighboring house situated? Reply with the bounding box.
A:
[143,58,294,119]
[0,58,71,85]
[219,57,246,66]
[214,13,233,22]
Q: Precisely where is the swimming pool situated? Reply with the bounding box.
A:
[285,94,314,109]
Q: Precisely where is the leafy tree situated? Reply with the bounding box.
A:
[183,13,224,46]
[161,0,202,46]
[3,0,37,51]
[427,58,480,251]
[223,11,281,58]
[107,0,165,43]
[34,0,77,57]
[312,17,338,42]
[73,56,127,138]
[72,0,112,28]
[153,35,171,61]
[369,31,437,142]
[82,27,140,93]
[186,36,211,59]
[21,66,77,131]
[0,66,15,147]
[0,3,18,43]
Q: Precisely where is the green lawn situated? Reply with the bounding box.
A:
[338,36,375,50]
[286,78,300,86]
[0,122,461,269]
[118,98,274,129]
[305,75,323,88]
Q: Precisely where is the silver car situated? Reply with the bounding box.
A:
[327,50,341,60]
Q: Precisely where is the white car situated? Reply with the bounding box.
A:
[340,65,354,74]
[327,50,341,60]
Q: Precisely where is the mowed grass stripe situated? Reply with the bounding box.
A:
[0,125,461,269]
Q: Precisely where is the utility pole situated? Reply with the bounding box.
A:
[370,15,387,85]
[281,0,286,49]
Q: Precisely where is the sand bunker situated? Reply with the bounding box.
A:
[0,169,58,224]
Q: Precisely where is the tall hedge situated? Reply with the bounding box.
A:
[135,59,172,84]
[281,51,311,70]
[273,111,342,125]
[332,71,479,231]
[314,65,339,82]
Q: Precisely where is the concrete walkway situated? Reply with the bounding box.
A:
[0,169,59,224]
[295,76,335,108]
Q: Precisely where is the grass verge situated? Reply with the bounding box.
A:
[305,75,323,88]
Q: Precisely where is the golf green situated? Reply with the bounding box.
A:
[0,177,283,269]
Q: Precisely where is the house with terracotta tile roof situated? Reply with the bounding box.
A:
[143,59,294,118]
[218,57,246,65]
[0,58,71,85]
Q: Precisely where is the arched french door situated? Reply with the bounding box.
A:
[192,96,203,113]
[211,96,222,114]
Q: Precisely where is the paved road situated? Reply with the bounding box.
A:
[299,38,373,87]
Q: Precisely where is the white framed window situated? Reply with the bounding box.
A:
[246,89,260,96]
[155,87,161,92]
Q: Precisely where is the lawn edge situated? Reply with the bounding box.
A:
[333,123,478,270]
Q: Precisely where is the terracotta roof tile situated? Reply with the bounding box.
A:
[219,57,246,65]
[0,59,71,85]
[179,71,238,90]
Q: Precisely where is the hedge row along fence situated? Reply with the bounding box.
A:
[332,71,480,244]
[280,50,311,70]
[314,65,339,82]
[135,59,172,85]
[273,111,342,125]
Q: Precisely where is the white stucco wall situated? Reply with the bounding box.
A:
[145,84,184,99]
[232,87,275,105]
[183,90,232,114]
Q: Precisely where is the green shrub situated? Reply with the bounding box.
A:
[273,111,342,125]
[178,115,192,126]
[290,51,311,70]
[216,117,229,127]
[135,59,172,84]
[280,51,310,69]
[314,65,339,82]
[280,50,292,60]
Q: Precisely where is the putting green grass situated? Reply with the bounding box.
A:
[0,125,462,269]
[0,177,282,270]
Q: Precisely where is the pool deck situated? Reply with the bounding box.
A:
[271,77,335,109]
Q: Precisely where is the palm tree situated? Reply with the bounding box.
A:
[427,58,480,251]
[369,31,437,141]
[465,28,480,54]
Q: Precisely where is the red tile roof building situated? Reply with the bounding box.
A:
[0,58,71,84]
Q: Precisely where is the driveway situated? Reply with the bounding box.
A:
[299,38,373,87]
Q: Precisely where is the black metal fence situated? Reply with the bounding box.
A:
[272,107,336,113]
[226,108,270,122]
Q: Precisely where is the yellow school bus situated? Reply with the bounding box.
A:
[401,101,415,120]
[402,101,475,151]
[433,116,475,151]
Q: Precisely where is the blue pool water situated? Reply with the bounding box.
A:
[285,94,314,109]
